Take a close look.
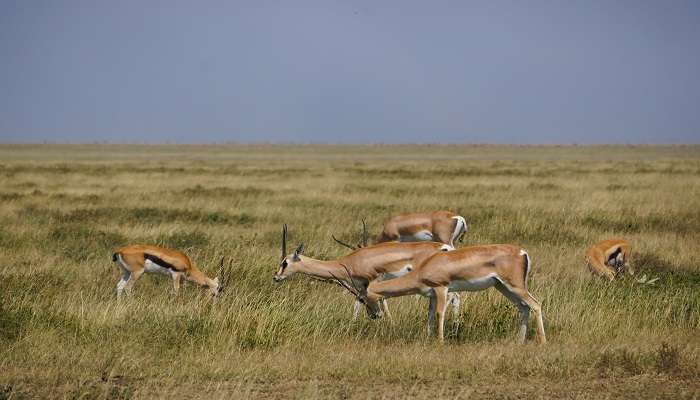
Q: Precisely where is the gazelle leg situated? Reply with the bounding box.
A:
[172,272,183,294]
[434,286,449,343]
[494,282,531,344]
[427,295,437,335]
[123,269,144,295]
[519,290,546,344]
[448,293,461,319]
[116,271,130,298]
[352,300,362,320]
[381,299,393,322]
[499,283,547,344]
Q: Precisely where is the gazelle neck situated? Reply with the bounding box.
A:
[296,256,346,281]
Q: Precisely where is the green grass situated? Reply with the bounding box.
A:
[0,144,699,399]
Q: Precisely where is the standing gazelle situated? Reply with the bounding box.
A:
[332,210,468,250]
[586,239,633,281]
[334,244,546,344]
[376,211,468,247]
[274,225,459,319]
[112,244,233,297]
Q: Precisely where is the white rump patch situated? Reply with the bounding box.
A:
[451,215,467,244]
[448,273,498,292]
[520,249,531,283]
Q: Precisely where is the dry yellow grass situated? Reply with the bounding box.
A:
[0,144,698,399]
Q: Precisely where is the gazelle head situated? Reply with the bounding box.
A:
[329,264,383,319]
[274,224,305,282]
[212,257,234,296]
[607,248,632,277]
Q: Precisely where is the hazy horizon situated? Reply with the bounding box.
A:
[2,1,699,144]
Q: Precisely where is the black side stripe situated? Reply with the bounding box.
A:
[144,253,178,271]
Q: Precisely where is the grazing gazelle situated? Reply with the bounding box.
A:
[332,211,468,250]
[333,244,546,344]
[586,239,633,281]
[275,225,460,319]
[378,210,468,246]
[112,244,232,297]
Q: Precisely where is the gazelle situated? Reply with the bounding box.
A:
[274,225,460,319]
[332,211,468,250]
[333,244,546,344]
[586,239,633,281]
[112,244,233,297]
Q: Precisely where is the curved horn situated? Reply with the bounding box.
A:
[218,256,225,278]
[220,257,234,291]
[332,234,357,250]
[281,224,288,261]
[339,263,364,295]
[361,218,368,247]
[329,271,359,298]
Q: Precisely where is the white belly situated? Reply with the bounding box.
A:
[400,230,433,242]
[144,259,172,276]
[382,264,413,280]
[448,273,498,292]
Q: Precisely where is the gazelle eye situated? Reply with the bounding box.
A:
[281,260,288,268]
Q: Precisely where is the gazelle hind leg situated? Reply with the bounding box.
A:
[447,292,461,318]
[509,286,547,344]
[522,292,546,344]
[494,282,531,344]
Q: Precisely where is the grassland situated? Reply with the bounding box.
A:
[0,144,698,399]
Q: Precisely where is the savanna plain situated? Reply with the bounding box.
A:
[0,144,699,399]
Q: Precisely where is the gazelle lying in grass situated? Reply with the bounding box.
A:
[334,244,546,344]
[332,211,468,250]
[274,225,460,319]
[112,244,233,297]
[586,239,633,281]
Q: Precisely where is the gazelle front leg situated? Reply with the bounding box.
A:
[172,272,183,295]
[380,299,393,322]
[352,300,363,320]
[116,271,130,298]
[427,294,437,335]
[123,269,144,295]
[434,286,449,343]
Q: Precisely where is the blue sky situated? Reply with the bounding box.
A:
[1,0,699,144]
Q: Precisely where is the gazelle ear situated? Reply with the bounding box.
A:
[293,243,304,260]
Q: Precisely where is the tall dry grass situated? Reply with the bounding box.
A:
[0,144,698,399]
